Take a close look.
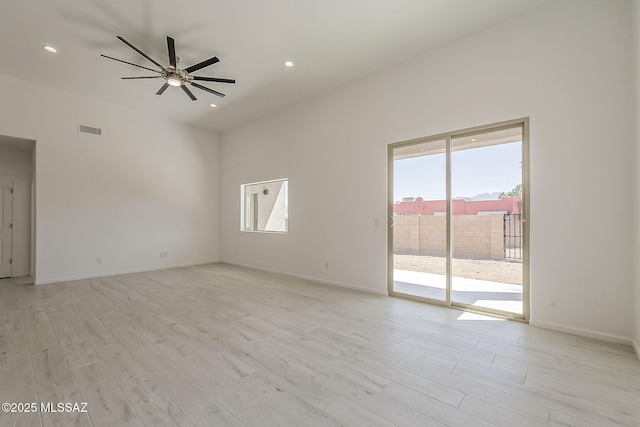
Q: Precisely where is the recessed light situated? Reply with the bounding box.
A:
[209,103,217,108]
[43,45,58,53]
[471,138,477,142]
[284,61,294,68]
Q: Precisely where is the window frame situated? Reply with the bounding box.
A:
[240,178,289,234]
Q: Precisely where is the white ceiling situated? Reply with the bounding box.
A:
[1,0,549,133]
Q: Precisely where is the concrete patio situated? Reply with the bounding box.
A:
[393,268,523,314]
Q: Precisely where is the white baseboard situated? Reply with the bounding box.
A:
[529,319,634,347]
[34,260,219,285]
[221,261,389,296]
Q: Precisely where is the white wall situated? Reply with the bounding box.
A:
[0,75,221,284]
[633,0,640,357]
[221,0,635,343]
[0,145,32,276]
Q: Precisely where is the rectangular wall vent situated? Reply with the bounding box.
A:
[78,124,102,136]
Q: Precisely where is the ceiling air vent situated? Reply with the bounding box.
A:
[78,124,102,136]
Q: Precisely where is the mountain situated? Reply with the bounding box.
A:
[465,192,501,201]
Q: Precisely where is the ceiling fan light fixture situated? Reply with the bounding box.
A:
[167,77,182,87]
[103,35,235,101]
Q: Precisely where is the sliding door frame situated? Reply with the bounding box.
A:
[388,117,530,322]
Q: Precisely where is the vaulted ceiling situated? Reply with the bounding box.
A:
[1,0,549,132]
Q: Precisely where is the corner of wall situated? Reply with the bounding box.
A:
[633,0,640,359]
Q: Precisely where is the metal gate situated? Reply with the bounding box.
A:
[503,213,523,260]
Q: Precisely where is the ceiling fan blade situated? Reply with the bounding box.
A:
[121,76,163,79]
[190,82,225,98]
[181,85,197,101]
[156,82,170,95]
[167,36,177,68]
[192,76,236,84]
[184,56,220,74]
[116,36,165,70]
[101,55,161,73]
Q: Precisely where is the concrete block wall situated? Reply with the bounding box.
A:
[420,215,446,256]
[393,215,421,254]
[393,214,507,260]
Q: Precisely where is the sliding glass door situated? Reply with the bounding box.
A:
[388,119,528,320]
[391,138,448,302]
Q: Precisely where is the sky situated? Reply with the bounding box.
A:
[393,141,522,201]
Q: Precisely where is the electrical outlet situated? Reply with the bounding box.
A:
[324,262,329,269]
[97,258,102,265]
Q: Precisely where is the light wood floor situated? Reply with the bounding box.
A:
[1,263,639,427]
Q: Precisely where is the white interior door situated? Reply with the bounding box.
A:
[0,178,13,278]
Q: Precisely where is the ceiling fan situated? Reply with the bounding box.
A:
[101,36,235,101]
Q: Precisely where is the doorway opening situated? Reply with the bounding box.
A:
[388,119,529,321]
[0,135,36,282]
